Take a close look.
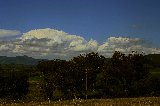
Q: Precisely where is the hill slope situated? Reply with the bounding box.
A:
[0,54,159,66]
[0,55,41,65]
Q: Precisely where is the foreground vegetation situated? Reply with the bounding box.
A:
[1,97,160,106]
[0,51,160,102]
[37,51,160,100]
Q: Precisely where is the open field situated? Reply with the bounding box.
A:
[1,97,160,106]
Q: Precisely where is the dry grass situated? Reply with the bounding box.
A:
[1,97,160,106]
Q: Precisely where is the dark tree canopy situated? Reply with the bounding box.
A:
[37,51,157,99]
[102,51,150,97]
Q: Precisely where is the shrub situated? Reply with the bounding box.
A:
[0,69,29,100]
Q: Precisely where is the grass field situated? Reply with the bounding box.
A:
[1,97,160,106]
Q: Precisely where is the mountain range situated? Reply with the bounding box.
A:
[0,54,159,66]
[0,55,41,65]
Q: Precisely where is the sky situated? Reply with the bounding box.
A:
[0,0,160,59]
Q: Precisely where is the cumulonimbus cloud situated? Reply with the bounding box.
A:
[12,28,98,59]
[0,28,159,59]
[0,29,21,38]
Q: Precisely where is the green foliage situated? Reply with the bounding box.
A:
[102,51,150,97]
[145,54,160,67]
[0,69,29,100]
[69,52,106,98]
[1,51,159,101]
[37,52,106,99]
[37,59,68,100]
[37,51,160,99]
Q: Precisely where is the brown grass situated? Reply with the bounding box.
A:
[1,97,160,106]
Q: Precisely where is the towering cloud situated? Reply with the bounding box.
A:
[13,28,98,59]
[0,28,159,59]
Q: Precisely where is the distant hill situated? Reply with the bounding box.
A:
[0,55,42,65]
[0,54,159,66]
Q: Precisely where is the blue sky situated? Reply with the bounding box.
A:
[0,0,160,45]
[0,0,160,59]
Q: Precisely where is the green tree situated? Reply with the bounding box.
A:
[102,51,150,97]
[37,59,68,100]
[70,52,105,99]
[0,65,29,100]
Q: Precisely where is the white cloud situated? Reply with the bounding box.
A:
[0,28,159,59]
[20,28,66,41]
[0,45,9,51]
[0,29,21,38]
[98,37,160,57]
[12,28,99,59]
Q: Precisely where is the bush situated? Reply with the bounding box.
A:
[0,69,29,100]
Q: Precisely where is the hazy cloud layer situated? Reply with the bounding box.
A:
[0,28,159,59]
[0,29,21,38]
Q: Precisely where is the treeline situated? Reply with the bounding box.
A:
[0,65,29,100]
[0,51,160,100]
[37,51,160,100]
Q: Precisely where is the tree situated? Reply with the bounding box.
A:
[37,59,69,100]
[70,52,105,99]
[0,65,29,100]
[102,51,150,97]
[10,70,29,100]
